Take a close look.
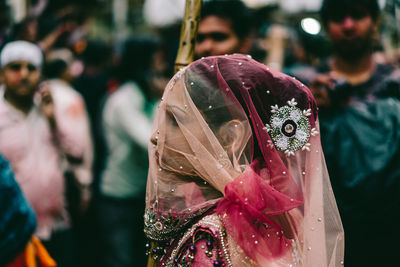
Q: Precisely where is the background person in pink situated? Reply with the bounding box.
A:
[0,40,88,266]
[145,54,344,266]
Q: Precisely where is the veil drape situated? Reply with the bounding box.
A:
[145,54,344,266]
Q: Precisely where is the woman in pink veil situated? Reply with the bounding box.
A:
[145,54,344,266]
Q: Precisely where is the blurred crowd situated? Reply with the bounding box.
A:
[0,0,399,267]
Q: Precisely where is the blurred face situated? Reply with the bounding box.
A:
[326,7,376,60]
[2,60,40,99]
[195,15,248,59]
[150,81,199,175]
[25,20,38,42]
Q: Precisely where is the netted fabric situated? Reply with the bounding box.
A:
[145,54,344,266]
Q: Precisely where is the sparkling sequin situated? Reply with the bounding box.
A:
[155,221,163,231]
[285,124,294,133]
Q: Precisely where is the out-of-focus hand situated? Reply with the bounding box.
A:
[39,83,56,129]
[79,185,92,214]
[309,73,336,107]
[268,24,289,40]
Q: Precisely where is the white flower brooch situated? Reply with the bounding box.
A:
[263,98,318,157]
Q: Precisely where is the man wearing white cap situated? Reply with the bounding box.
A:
[0,40,85,266]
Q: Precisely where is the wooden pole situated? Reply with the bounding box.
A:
[174,0,202,73]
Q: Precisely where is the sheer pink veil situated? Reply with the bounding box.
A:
[145,54,344,266]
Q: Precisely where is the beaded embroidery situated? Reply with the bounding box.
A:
[144,208,208,242]
[144,209,183,242]
[264,98,315,157]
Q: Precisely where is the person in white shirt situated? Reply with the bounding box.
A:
[99,37,160,267]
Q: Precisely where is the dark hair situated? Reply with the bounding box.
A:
[43,59,68,79]
[118,36,158,83]
[10,17,37,42]
[116,36,161,102]
[201,0,253,40]
[320,0,380,25]
[81,40,111,66]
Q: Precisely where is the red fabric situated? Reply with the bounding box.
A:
[197,55,308,264]
[6,252,25,267]
[216,159,303,263]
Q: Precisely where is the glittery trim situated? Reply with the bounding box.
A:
[144,208,208,242]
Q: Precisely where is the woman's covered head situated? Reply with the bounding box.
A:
[185,54,317,160]
[146,55,344,267]
[186,54,317,132]
[151,54,318,186]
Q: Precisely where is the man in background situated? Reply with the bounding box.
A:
[296,0,400,266]
[195,0,253,59]
[0,40,89,267]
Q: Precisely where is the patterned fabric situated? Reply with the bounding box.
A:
[0,154,36,265]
